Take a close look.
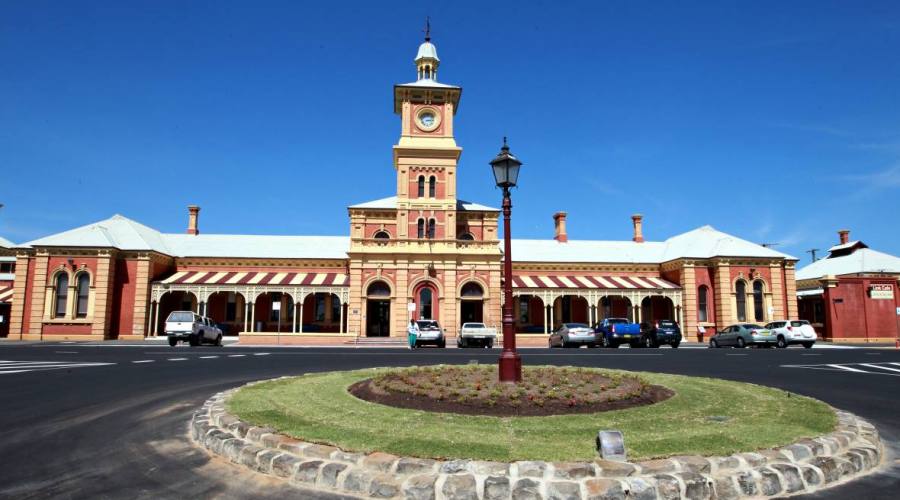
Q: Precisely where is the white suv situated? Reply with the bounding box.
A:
[165,311,223,347]
[764,320,817,349]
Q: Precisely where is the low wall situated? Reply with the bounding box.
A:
[191,380,885,500]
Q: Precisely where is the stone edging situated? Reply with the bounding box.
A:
[191,379,885,499]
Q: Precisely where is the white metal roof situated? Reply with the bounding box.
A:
[796,248,900,281]
[22,215,349,260]
[0,236,14,249]
[396,79,460,89]
[348,196,497,212]
[415,41,439,62]
[511,225,795,264]
[827,240,865,252]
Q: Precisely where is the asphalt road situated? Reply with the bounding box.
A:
[0,343,898,499]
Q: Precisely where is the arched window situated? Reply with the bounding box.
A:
[417,176,425,197]
[75,273,90,318]
[735,280,747,322]
[753,280,765,321]
[458,233,475,241]
[419,287,433,319]
[697,285,708,323]
[54,273,69,319]
[427,218,436,239]
[373,230,390,239]
[460,282,484,298]
[428,176,436,197]
[417,219,425,239]
[366,281,391,297]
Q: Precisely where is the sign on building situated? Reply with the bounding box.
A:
[869,284,894,300]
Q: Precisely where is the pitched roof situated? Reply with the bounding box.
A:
[22,215,349,260]
[796,247,900,281]
[348,196,498,212]
[0,236,14,249]
[511,225,795,264]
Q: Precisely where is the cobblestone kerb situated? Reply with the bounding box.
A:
[191,380,885,500]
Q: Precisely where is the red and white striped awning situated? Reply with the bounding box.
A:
[158,271,349,287]
[512,275,679,290]
[0,283,13,303]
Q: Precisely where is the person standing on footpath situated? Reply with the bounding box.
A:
[407,319,418,349]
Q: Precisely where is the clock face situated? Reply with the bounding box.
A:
[419,112,435,128]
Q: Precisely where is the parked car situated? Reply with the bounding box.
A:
[165,311,223,347]
[594,318,642,348]
[457,322,497,348]
[415,320,446,348]
[765,320,817,348]
[549,323,597,348]
[708,324,775,348]
[639,319,682,348]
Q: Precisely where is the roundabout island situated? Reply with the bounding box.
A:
[192,366,884,499]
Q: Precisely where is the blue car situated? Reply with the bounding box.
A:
[639,320,682,348]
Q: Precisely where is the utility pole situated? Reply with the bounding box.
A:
[806,248,820,262]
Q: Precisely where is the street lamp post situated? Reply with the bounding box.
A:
[490,137,522,383]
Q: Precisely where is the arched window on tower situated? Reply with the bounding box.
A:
[735,280,747,322]
[697,285,708,323]
[54,273,69,319]
[75,273,91,318]
[428,176,436,197]
[427,218,436,239]
[458,233,475,241]
[753,280,765,322]
[417,176,425,198]
[417,219,425,239]
[373,230,390,240]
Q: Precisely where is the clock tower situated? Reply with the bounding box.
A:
[346,28,501,339]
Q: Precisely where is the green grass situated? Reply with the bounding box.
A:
[226,366,836,462]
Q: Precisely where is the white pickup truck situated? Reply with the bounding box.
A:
[457,322,497,348]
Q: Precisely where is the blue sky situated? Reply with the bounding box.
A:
[1,1,898,265]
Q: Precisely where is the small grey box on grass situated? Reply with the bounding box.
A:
[596,430,626,462]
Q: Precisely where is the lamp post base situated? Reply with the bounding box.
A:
[498,351,522,383]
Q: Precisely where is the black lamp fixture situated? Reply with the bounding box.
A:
[490,137,522,190]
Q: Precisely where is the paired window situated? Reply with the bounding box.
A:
[417,219,425,238]
[427,219,436,239]
[415,175,437,198]
[75,273,90,318]
[54,273,69,318]
[697,285,708,322]
[428,176,436,197]
[417,176,425,197]
[735,280,747,322]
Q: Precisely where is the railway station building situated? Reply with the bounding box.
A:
[0,36,800,344]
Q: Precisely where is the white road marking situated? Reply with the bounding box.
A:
[827,364,868,373]
[168,358,188,361]
[0,360,114,375]
[199,356,219,359]
[253,353,270,356]
[228,354,246,358]
[859,363,900,373]
[54,351,79,354]
[132,360,155,364]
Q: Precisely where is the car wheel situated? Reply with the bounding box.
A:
[803,342,814,349]
[188,334,199,347]
[168,337,177,347]
[215,335,223,347]
[643,336,655,348]
[602,336,610,348]
[776,336,787,349]
[710,339,718,348]
[736,337,746,348]
[438,340,446,348]
[460,339,467,348]
[671,342,680,349]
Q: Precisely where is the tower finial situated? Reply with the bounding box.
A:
[423,16,431,42]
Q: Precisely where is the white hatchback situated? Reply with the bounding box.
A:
[764,320,817,348]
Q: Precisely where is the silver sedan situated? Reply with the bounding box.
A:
[549,323,598,348]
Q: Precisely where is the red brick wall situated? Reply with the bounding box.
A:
[110,259,137,338]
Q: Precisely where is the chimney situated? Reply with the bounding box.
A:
[553,212,568,243]
[187,205,200,235]
[838,229,850,245]
[631,214,644,243]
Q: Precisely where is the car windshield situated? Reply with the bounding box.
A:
[416,321,439,330]
[743,324,764,329]
[606,318,628,324]
[167,312,194,322]
[791,320,809,327]
[565,323,590,329]
[463,323,485,328]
